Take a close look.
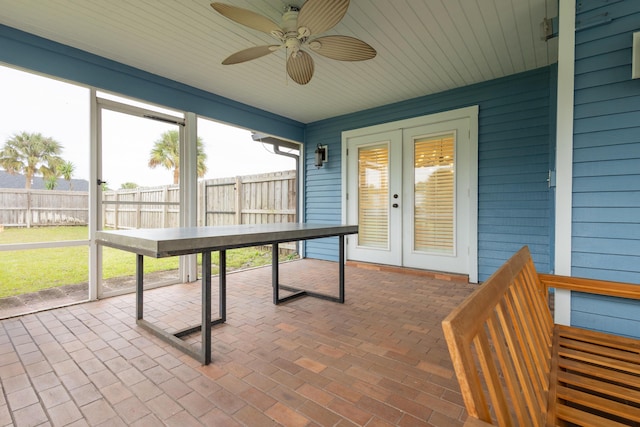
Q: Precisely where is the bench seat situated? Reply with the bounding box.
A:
[442,246,640,426]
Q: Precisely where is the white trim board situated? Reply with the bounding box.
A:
[554,0,576,326]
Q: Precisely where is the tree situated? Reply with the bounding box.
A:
[45,176,58,190]
[148,130,207,184]
[120,182,138,189]
[0,131,64,189]
[58,160,75,190]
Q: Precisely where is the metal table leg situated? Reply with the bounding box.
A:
[219,249,226,322]
[339,234,345,303]
[272,244,278,304]
[136,254,144,320]
[273,236,346,305]
[201,251,211,365]
[136,250,224,365]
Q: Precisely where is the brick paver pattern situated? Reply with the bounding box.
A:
[0,259,476,426]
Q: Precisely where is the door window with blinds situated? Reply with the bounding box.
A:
[413,132,455,255]
[358,143,389,249]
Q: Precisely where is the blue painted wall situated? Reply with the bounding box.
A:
[571,0,640,337]
[304,67,555,281]
[0,24,305,143]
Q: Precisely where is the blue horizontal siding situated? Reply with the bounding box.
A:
[574,175,640,192]
[573,237,640,257]
[573,191,640,207]
[574,158,640,176]
[573,252,640,275]
[575,94,640,118]
[575,49,630,75]
[572,293,640,339]
[575,80,640,105]
[481,140,549,160]
[574,222,640,238]
[574,111,640,134]
[574,143,640,162]
[574,207,640,223]
[304,67,553,279]
[574,127,640,148]
[572,268,640,285]
[571,0,640,336]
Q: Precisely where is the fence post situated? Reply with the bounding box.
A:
[235,176,243,225]
[26,190,32,228]
[162,186,169,228]
[115,191,120,229]
[135,188,141,229]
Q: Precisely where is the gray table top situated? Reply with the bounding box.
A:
[96,223,358,258]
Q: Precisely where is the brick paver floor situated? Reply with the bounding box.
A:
[0,259,477,426]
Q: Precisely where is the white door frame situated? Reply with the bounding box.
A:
[341,106,479,283]
[93,97,188,298]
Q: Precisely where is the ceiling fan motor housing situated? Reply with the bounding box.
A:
[281,9,299,34]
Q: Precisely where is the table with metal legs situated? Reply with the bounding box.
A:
[97,223,357,364]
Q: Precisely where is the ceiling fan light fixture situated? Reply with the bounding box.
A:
[298,27,311,38]
[309,40,322,50]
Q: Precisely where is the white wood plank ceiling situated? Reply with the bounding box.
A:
[0,0,558,124]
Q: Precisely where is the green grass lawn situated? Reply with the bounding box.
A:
[0,226,293,299]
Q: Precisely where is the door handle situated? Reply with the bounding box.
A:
[392,203,399,208]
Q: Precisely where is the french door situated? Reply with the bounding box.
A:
[345,107,478,281]
[346,130,402,265]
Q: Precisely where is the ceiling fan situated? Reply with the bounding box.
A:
[210,0,376,85]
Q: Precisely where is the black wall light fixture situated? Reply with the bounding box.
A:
[315,144,327,168]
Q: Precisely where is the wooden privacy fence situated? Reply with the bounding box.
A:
[0,188,88,227]
[103,170,296,229]
[0,170,297,230]
[199,170,297,226]
[102,185,181,229]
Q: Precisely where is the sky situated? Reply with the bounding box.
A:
[0,65,297,189]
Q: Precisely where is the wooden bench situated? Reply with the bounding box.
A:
[442,246,640,426]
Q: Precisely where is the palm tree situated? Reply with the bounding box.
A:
[0,131,64,189]
[45,176,58,190]
[148,130,207,184]
[58,160,75,190]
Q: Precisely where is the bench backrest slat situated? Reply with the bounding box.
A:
[495,296,544,424]
[474,325,517,426]
[509,275,550,393]
[485,311,532,426]
[442,246,554,426]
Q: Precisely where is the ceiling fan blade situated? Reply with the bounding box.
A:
[297,0,350,36]
[310,35,376,61]
[222,45,279,65]
[287,50,314,85]
[211,2,280,35]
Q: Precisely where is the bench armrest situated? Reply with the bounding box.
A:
[538,273,640,300]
